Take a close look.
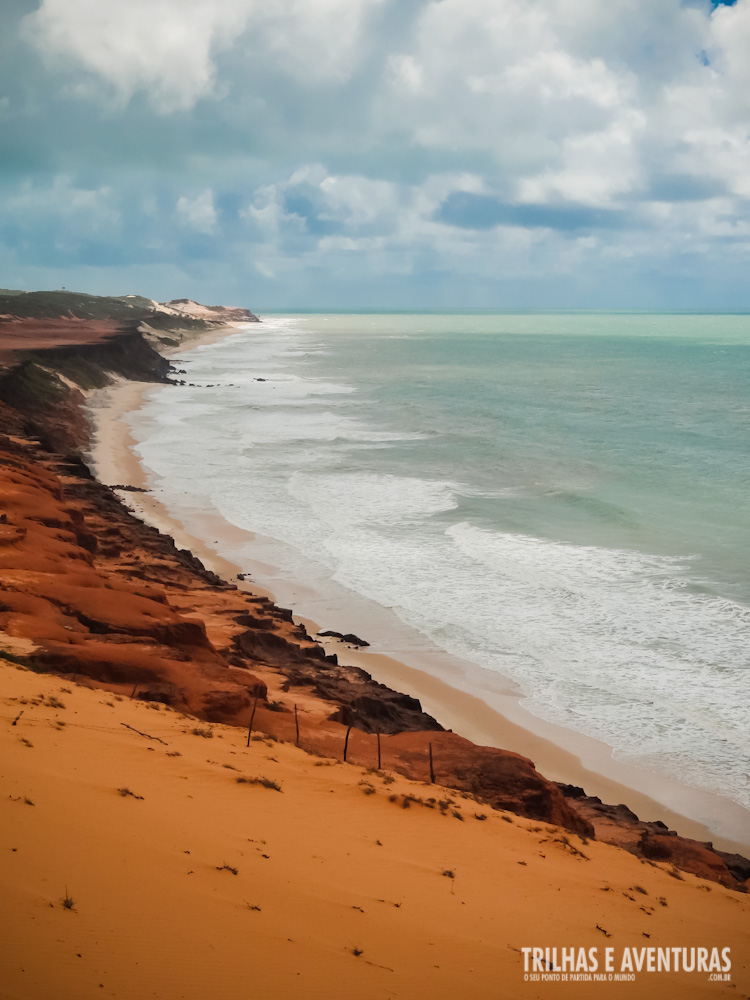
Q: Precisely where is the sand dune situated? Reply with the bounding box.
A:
[1,662,748,1000]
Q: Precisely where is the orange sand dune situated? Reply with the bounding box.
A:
[1,662,748,1000]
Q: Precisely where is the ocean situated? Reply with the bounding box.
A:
[126,312,750,817]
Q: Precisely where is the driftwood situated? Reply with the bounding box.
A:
[120,722,168,746]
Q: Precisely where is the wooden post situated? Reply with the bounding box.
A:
[428,741,435,784]
[343,725,353,763]
[246,691,259,747]
[130,683,138,699]
[294,704,300,746]
[376,731,381,770]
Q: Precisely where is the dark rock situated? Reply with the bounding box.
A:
[319,629,370,647]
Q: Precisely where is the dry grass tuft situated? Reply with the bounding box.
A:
[236,776,282,791]
[117,787,144,800]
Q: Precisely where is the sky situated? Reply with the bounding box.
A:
[1,0,749,309]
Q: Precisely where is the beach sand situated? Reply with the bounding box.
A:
[85,353,750,856]
[1,661,747,1000]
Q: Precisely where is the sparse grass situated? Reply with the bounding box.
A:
[19,737,33,748]
[545,835,590,860]
[23,797,34,806]
[473,813,487,821]
[236,776,282,791]
[668,866,684,881]
[633,885,648,895]
[191,727,213,738]
[216,864,238,875]
[222,763,239,771]
[62,888,75,911]
[166,751,182,757]
[442,869,455,879]
[501,814,513,823]
[45,696,66,709]
[352,947,364,957]
[596,924,611,938]
[452,810,464,821]
[358,780,376,796]
[117,787,144,800]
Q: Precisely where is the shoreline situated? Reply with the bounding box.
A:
[86,328,750,856]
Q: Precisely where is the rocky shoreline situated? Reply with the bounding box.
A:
[0,290,747,891]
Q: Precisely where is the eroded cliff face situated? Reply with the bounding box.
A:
[0,297,746,888]
[0,429,590,836]
[0,289,259,453]
[0,323,170,454]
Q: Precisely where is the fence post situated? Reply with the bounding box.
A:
[246,691,259,747]
[428,741,435,783]
[343,725,353,762]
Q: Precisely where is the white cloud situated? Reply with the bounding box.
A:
[24,0,383,112]
[10,0,750,303]
[7,176,121,233]
[176,189,218,233]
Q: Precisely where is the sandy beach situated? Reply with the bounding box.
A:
[85,332,750,856]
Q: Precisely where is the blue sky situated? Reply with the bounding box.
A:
[1,0,748,309]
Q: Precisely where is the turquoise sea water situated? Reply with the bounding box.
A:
[128,313,750,814]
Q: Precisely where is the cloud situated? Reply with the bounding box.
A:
[436,192,624,231]
[3,0,750,306]
[176,189,218,234]
[23,0,384,112]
